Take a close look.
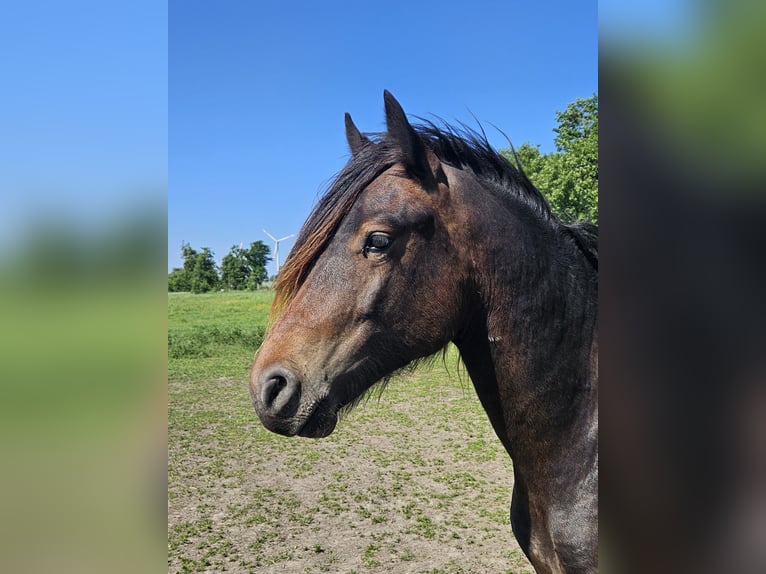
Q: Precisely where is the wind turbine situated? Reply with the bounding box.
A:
[262,229,295,275]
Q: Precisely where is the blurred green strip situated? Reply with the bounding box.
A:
[603,1,766,190]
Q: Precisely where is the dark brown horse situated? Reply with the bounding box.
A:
[250,92,598,573]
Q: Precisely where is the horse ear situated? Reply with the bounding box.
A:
[345,113,370,156]
[383,90,442,188]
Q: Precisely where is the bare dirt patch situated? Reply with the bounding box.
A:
[169,365,533,573]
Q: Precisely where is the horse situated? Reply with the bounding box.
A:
[250,91,598,574]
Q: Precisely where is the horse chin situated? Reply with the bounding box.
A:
[296,407,338,438]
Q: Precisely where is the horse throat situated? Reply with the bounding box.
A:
[454,218,598,464]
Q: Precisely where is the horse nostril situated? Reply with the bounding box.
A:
[259,369,301,419]
[263,375,287,407]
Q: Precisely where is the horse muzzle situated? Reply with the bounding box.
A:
[250,365,338,438]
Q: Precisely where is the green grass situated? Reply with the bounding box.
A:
[168,290,271,381]
[168,290,531,573]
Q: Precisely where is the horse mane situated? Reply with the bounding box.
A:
[273,121,597,320]
[565,221,599,270]
[419,121,599,270]
[416,119,556,221]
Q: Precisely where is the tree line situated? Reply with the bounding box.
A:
[501,94,598,224]
[168,241,271,293]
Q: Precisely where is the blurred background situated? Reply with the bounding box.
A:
[0,1,166,572]
[600,1,766,572]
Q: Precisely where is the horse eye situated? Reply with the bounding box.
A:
[364,232,392,255]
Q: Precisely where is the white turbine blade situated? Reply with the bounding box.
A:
[276,234,295,242]
[262,229,277,242]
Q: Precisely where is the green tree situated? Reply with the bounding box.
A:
[243,241,270,289]
[168,242,219,293]
[217,241,271,291]
[220,246,249,290]
[512,142,565,199]
[168,241,270,293]
[189,247,218,293]
[167,267,190,292]
[167,242,196,292]
[502,94,598,223]
[553,95,598,223]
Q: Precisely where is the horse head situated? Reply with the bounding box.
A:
[250,92,469,438]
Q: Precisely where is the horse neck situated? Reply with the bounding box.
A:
[450,173,598,459]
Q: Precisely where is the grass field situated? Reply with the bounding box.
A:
[168,291,532,573]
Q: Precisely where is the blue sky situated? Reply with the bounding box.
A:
[170,0,597,274]
[1,1,167,251]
